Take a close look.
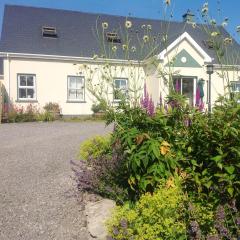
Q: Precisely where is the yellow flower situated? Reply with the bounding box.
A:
[125,20,132,29]
[160,141,170,155]
[143,35,149,43]
[112,46,117,52]
[166,176,175,189]
[211,31,219,37]
[102,22,108,29]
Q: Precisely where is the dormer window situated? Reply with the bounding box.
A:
[106,32,121,43]
[42,26,58,38]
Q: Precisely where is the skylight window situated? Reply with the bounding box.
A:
[106,32,121,43]
[42,26,58,38]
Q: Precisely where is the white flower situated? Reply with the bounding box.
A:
[223,37,232,45]
[237,26,240,32]
[143,35,149,43]
[192,22,197,29]
[102,22,108,29]
[210,19,216,25]
[125,20,132,29]
[221,21,228,27]
[141,24,146,29]
[201,2,208,14]
[122,44,128,51]
[112,46,117,52]
[131,46,136,52]
[165,0,171,5]
[147,24,152,30]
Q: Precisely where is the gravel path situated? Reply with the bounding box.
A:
[0,121,112,240]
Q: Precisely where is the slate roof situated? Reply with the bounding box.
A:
[0,58,3,75]
[0,5,240,64]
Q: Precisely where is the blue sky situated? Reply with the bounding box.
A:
[0,0,239,40]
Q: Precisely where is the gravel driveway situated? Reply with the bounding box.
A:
[0,121,112,240]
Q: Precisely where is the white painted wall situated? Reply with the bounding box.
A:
[3,57,145,115]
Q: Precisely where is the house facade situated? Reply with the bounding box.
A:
[0,5,240,116]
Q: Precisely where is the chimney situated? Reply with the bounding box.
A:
[182,9,195,23]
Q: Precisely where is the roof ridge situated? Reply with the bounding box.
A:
[4,4,185,25]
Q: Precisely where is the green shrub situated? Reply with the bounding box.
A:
[184,97,240,203]
[107,176,188,240]
[43,102,60,112]
[78,135,111,160]
[37,111,55,122]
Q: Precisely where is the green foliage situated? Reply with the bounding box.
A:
[78,135,111,160]
[43,102,60,112]
[91,101,106,114]
[37,111,55,122]
[184,97,240,203]
[107,177,188,240]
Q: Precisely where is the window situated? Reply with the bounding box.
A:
[42,26,58,38]
[231,81,240,93]
[173,76,195,106]
[106,32,121,43]
[68,76,85,102]
[114,78,128,101]
[18,74,36,100]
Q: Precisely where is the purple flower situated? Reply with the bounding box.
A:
[175,79,180,92]
[120,218,128,229]
[140,83,155,116]
[236,217,240,226]
[189,221,201,239]
[112,226,119,235]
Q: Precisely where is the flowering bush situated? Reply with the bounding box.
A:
[8,104,40,122]
[107,176,188,240]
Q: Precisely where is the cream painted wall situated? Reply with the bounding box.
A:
[147,39,240,108]
[3,58,145,115]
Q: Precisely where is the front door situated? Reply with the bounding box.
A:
[173,76,196,106]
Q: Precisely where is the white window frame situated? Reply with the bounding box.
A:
[67,75,85,102]
[230,81,240,93]
[17,74,36,101]
[173,76,197,106]
[113,78,128,101]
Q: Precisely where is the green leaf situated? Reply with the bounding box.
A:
[227,187,234,197]
[224,166,235,174]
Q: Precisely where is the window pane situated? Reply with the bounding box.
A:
[27,76,34,86]
[27,89,34,99]
[20,76,26,86]
[69,77,76,89]
[235,83,240,92]
[76,90,83,100]
[76,77,83,89]
[115,79,121,88]
[182,78,194,106]
[120,80,127,87]
[19,88,27,98]
[69,89,76,99]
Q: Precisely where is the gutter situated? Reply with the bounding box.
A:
[0,52,143,66]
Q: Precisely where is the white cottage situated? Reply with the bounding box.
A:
[0,5,240,116]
